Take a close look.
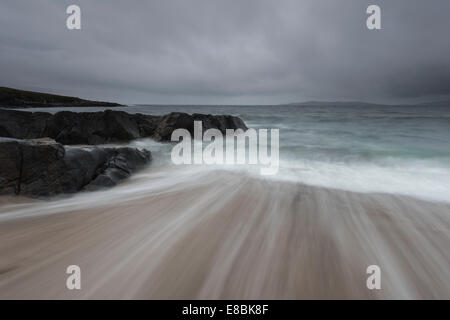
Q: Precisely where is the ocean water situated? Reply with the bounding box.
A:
[3,104,450,299]
[16,104,450,203]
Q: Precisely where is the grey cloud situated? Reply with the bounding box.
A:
[0,0,449,104]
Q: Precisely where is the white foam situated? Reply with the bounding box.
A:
[270,158,450,203]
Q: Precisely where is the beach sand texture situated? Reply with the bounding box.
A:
[0,167,449,299]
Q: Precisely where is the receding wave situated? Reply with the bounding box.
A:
[1,166,449,299]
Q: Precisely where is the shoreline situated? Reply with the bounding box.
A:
[1,168,449,299]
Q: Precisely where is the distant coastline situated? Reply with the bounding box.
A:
[3,86,450,110]
[0,87,122,108]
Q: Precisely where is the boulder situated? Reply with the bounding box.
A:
[152,112,249,141]
[0,138,151,197]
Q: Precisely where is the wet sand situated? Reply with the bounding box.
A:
[0,168,449,299]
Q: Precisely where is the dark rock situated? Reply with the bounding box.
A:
[85,147,152,190]
[0,138,151,197]
[192,113,248,134]
[152,112,196,141]
[0,138,66,196]
[43,110,159,145]
[152,112,248,140]
[0,109,52,139]
[0,109,248,144]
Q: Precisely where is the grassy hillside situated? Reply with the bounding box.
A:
[0,87,122,108]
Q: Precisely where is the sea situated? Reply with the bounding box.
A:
[14,103,450,203]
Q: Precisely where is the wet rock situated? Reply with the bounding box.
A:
[0,138,151,197]
[0,109,248,144]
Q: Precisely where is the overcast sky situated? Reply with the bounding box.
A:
[1,0,450,104]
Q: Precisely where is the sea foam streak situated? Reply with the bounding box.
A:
[0,166,449,299]
[13,103,450,203]
[2,104,449,298]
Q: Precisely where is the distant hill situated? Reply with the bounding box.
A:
[286,100,450,108]
[287,101,384,107]
[0,87,122,108]
[411,100,450,108]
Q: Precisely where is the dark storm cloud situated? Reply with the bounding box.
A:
[1,0,449,104]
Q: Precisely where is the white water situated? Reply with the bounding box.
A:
[12,104,450,204]
[1,166,449,299]
[2,104,450,299]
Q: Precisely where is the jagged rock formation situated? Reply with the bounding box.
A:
[0,138,151,197]
[0,109,248,144]
[0,108,248,197]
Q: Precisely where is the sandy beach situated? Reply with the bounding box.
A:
[0,166,449,299]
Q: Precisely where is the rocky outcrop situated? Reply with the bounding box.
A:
[41,110,159,145]
[0,109,248,145]
[0,138,151,197]
[0,109,248,197]
[0,110,52,139]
